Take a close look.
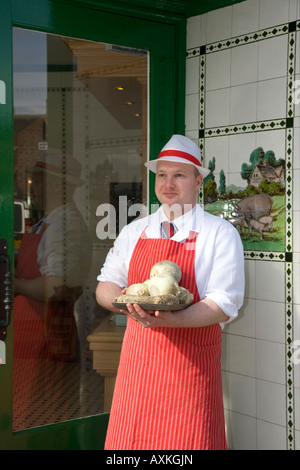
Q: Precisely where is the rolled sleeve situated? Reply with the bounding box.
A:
[196,216,245,327]
[97,243,129,289]
[97,223,142,288]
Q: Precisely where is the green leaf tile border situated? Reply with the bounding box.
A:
[187,19,300,450]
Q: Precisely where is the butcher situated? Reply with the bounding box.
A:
[96,134,245,450]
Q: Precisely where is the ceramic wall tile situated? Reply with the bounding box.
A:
[226,410,257,450]
[244,259,256,299]
[296,32,300,74]
[296,430,300,450]
[186,15,206,49]
[294,169,300,210]
[206,6,232,44]
[231,42,258,87]
[228,132,257,174]
[255,260,285,302]
[295,302,300,342]
[205,88,230,128]
[255,128,286,159]
[186,0,300,450]
[294,212,300,255]
[259,0,289,30]
[295,82,300,118]
[257,77,287,121]
[294,262,300,305]
[222,372,229,415]
[295,125,300,170]
[256,379,286,425]
[255,299,285,343]
[227,334,256,376]
[221,337,229,371]
[206,49,231,91]
[185,129,199,145]
[186,15,201,49]
[185,93,198,132]
[258,35,288,81]
[230,82,258,125]
[228,297,256,338]
[226,171,246,189]
[231,0,260,37]
[289,0,299,21]
[227,372,256,416]
[204,135,229,174]
[256,420,287,450]
[295,387,300,430]
[294,253,300,263]
[256,339,286,383]
[186,56,200,96]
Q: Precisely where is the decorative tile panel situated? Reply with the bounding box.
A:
[187,17,300,450]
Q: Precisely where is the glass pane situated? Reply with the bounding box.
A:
[13,28,148,431]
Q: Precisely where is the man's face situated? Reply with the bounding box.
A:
[29,172,45,211]
[155,161,203,217]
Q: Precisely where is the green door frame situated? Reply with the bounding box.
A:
[0,0,185,450]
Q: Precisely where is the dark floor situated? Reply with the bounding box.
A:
[13,357,104,432]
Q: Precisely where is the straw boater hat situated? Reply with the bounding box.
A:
[145,134,210,178]
[29,149,84,186]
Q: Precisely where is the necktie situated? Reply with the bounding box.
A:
[161,221,176,238]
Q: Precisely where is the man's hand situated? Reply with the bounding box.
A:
[120,303,175,328]
[120,297,229,328]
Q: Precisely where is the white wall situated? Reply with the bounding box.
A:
[186,0,300,450]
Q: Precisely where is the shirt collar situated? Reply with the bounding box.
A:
[146,204,203,240]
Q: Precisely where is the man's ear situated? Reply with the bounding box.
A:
[196,174,203,191]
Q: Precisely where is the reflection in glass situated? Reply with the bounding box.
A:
[13,29,148,431]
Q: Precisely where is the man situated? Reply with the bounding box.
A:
[96,134,245,450]
[13,150,92,428]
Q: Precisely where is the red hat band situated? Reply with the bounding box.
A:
[158,149,202,167]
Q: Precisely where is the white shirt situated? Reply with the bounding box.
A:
[32,202,92,287]
[97,205,245,326]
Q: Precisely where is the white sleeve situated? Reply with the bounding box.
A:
[97,222,143,289]
[196,219,245,327]
[39,212,92,286]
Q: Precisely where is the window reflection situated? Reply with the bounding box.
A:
[13,28,147,430]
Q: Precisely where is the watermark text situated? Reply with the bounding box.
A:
[95,197,194,240]
[292,80,300,105]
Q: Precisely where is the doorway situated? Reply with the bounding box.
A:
[13,28,148,431]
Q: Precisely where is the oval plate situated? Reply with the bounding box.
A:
[112,302,189,311]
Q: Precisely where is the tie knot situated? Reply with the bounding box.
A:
[161,221,176,238]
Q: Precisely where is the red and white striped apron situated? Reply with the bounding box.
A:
[13,228,48,424]
[14,228,47,361]
[13,225,78,427]
[105,229,227,450]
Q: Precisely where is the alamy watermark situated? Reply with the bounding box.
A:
[291,340,300,365]
[96,196,151,239]
[292,80,300,105]
[95,197,194,240]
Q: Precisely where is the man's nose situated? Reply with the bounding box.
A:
[165,176,175,187]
